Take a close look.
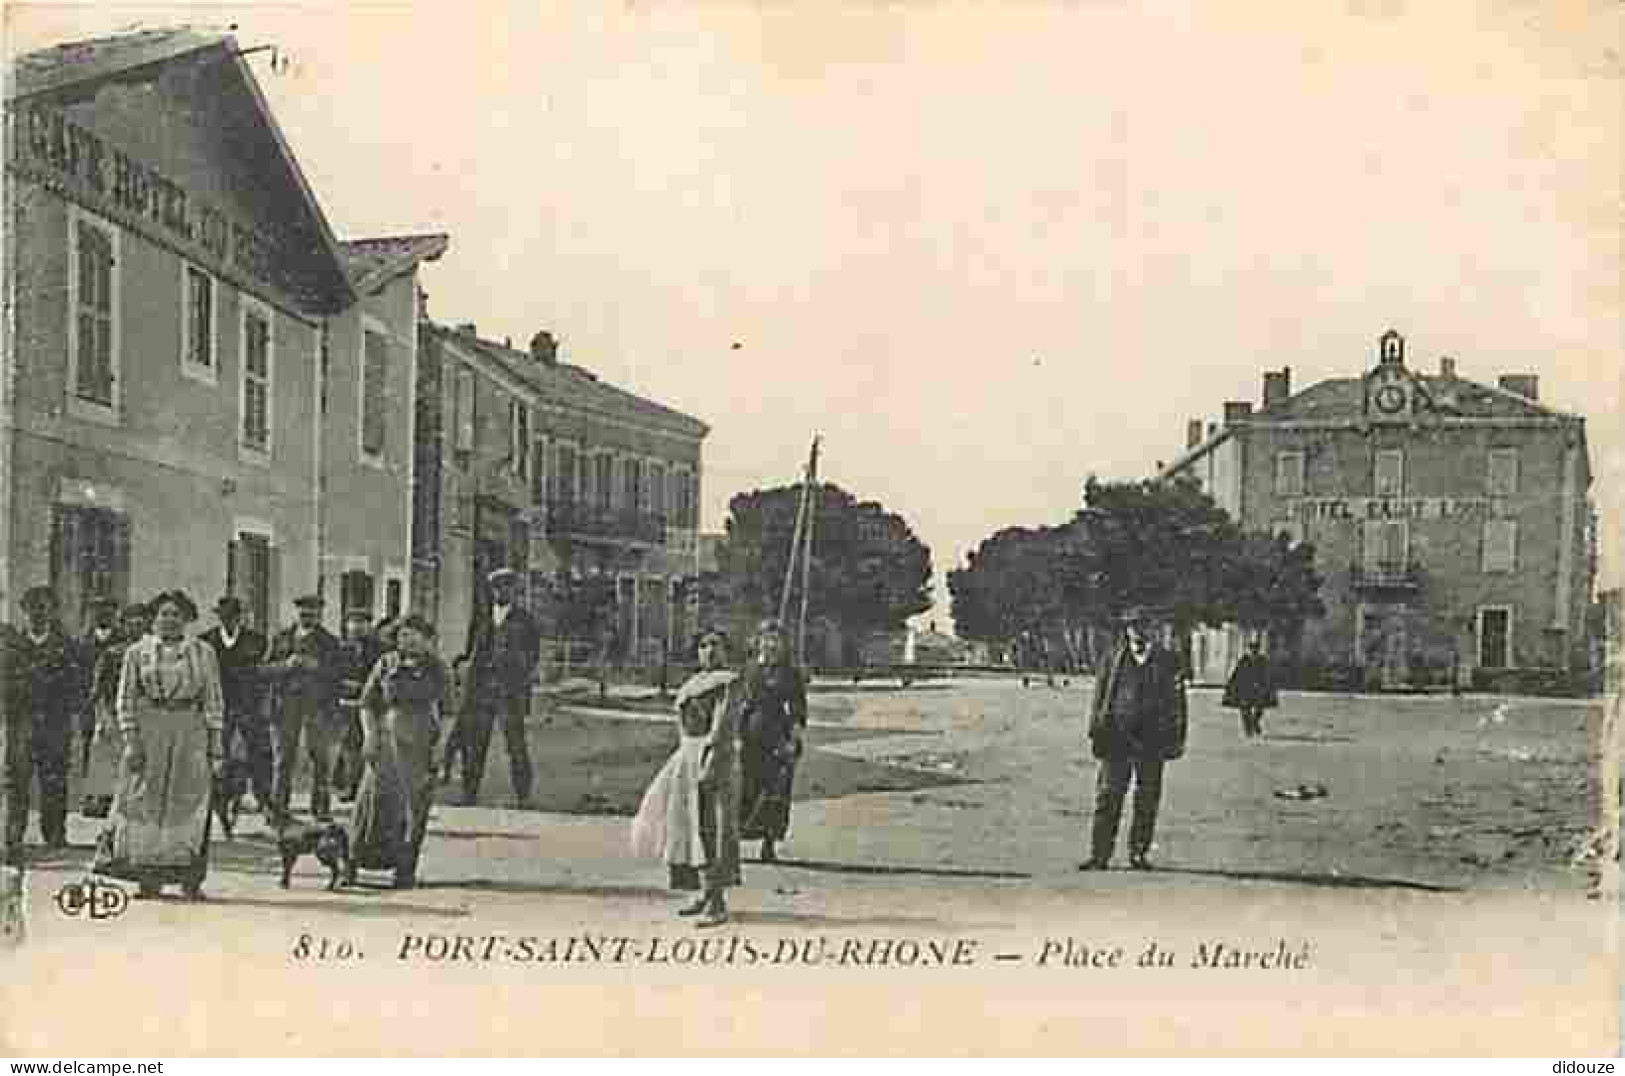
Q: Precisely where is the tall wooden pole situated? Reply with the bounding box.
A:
[777,464,809,625]
[796,437,821,663]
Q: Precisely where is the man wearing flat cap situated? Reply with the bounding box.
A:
[5,587,81,851]
[199,595,273,818]
[454,567,540,808]
[264,594,342,825]
[1082,605,1188,872]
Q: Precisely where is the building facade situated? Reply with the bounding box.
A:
[1164,331,1594,691]
[2,30,434,636]
[413,323,707,667]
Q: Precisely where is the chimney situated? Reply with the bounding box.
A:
[1206,422,1218,439]
[1262,366,1292,409]
[1498,374,1539,401]
[1439,356,1457,379]
[1223,400,1253,425]
[530,330,559,367]
[1186,419,1204,449]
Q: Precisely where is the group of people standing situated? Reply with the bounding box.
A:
[0,564,548,898]
[631,618,808,928]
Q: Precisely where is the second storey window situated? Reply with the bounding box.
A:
[1487,447,1519,496]
[360,326,388,460]
[555,443,578,504]
[1275,450,1305,497]
[240,300,273,454]
[595,453,614,512]
[1482,520,1518,573]
[452,367,475,454]
[649,462,666,519]
[508,399,530,481]
[71,214,118,409]
[1374,449,1404,497]
[182,264,216,377]
[625,458,643,515]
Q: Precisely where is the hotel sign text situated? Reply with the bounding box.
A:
[11,105,287,293]
[1288,497,1510,523]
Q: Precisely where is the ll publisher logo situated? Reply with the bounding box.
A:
[53,877,129,921]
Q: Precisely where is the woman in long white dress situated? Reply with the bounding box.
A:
[630,628,742,927]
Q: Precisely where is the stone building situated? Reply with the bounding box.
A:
[412,322,707,666]
[2,29,437,635]
[1163,330,1594,691]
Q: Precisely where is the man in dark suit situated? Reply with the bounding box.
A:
[1082,606,1188,872]
[74,596,121,787]
[264,594,342,826]
[199,596,273,818]
[455,568,539,808]
[7,587,81,851]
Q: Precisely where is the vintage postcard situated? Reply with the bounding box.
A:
[0,0,1620,1057]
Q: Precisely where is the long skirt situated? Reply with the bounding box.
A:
[631,736,739,891]
[351,706,436,882]
[93,708,211,890]
[739,738,797,842]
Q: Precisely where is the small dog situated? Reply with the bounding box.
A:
[276,822,352,891]
[211,758,250,840]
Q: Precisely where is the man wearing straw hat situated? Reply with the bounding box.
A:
[1081,604,1187,872]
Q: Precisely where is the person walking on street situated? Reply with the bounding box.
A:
[453,568,539,809]
[332,610,382,804]
[264,595,342,826]
[737,619,808,863]
[81,603,151,819]
[6,587,82,852]
[1222,635,1277,739]
[74,597,121,792]
[198,596,272,819]
[630,627,743,928]
[1081,606,1187,872]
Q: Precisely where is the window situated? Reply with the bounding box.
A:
[1487,448,1519,496]
[1482,520,1518,573]
[360,325,388,460]
[226,531,275,636]
[625,458,643,515]
[340,570,375,620]
[555,443,578,504]
[453,367,475,453]
[1361,520,1408,573]
[1275,450,1305,496]
[649,462,666,519]
[531,438,550,504]
[240,299,273,455]
[69,211,119,413]
[51,504,130,632]
[1478,607,1512,670]
[508,399,531,481]
[595,453,614,511]
[687,472,700,528]
[181,264,216,379]
[384,578,403,621]
[1374,449,1404,497]
[668,468,683,527]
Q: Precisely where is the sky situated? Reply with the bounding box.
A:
[7,1,1622,624]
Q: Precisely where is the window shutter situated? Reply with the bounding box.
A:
[226,537,243,598]
[1482,520,1517,573]
[109,512,131,607]
[363,331,387,456]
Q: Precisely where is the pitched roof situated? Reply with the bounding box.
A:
[339,234,449,294]
[427,322,709,438]
[1256,371,1569,422]
[7,28,357,314]
[5,26,227,101]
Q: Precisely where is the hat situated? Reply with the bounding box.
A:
[20,586,56,611]
[1118,604,1162,625]
[214,595,244,615]
[88,595,120,613]
[293,594,325,610]
[487,567,520,584]
[342,607,372,622]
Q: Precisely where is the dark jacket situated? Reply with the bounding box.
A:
[336,636,383,710]
[11,624,81,731]
[199,625,270,717]
[1087,639,1187,761]
[739,661,808,747]
[76,627,120,732]
[1222,652,1278,711]
[264,624,342,709]
[460,604,540,700]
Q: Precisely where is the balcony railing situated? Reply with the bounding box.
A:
[544,498,667,547]
[1350,560,1423,591]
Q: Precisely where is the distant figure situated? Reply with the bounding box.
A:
[454,568,540,809]
[7,586,81,852]
[1222,636,1277,739]
[264,595,342,826]
[1081,606,1187,872]
[332,609,383,804]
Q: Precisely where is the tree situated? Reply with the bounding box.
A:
[948,523,1094,671]
[715,482,933,658]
